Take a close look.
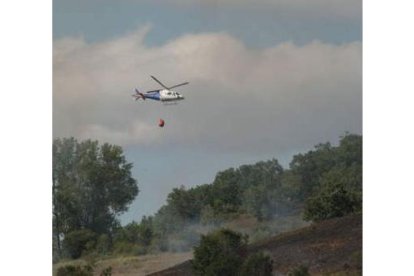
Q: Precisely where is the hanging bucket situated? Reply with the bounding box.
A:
[158,119,165,127]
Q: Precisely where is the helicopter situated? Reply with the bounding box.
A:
[132,76,189,103]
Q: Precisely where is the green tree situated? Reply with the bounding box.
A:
[152,205,185,238]
[166,186,205,221]
[302,134,362,221]
[210,168,243,214]
[138,216,154,246]
[280,170,303,205]
[289,142,336,201]
[303,168,362,221]
[241,160,285,220]
[192,229,248,276]
[62,229,98,259]
[336,133,362,167]
[53,138,139,258]
[114,216,154,247]
[53,137,77,256]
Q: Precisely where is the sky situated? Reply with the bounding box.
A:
[53,0,362,224]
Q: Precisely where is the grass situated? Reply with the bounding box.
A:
[53,252,193,276]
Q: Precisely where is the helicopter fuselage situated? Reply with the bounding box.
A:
[133,76,188,103]
[144,89,184,102]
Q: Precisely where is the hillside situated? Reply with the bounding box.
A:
[53,252,193,276]
[149,214,362,275]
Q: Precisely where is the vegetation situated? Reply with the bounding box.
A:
[56,264,94,276]
[301,134,362,221]
[240,252,273,276]
[56,264,112,276]
[53,133,362,265]
[192,229,248,275]
[53,138,139,260]
[62,229,98,259]
[143,133,361,251]
[145,158,296,251]
[154,213,362,275]
[192,229,273,276]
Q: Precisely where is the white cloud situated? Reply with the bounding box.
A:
[54,27,361,154]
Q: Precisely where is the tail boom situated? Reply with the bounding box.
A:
[133,89,146,100]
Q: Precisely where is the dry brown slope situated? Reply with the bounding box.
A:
[53,252,193,276]
[149,214,362,276]
[251,214,362,275]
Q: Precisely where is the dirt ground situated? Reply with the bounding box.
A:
[54,214,361,276]
[53,252,193,276]
[150,214,362,276]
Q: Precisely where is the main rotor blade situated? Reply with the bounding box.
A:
[151,76,169,89]
[168,82,189,89]
[146,89,160,93]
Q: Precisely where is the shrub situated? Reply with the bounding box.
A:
[56,264,94,276]
[240,252,273,276]
[62,229,98,259]
[95,234,111,255]
[191,229,248,276]
[112,241,147,256]
[304,181,361,222]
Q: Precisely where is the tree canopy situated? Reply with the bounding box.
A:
[53,133,362,259]
[301,134,362,221]
[53,138,138,258]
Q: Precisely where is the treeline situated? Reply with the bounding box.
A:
[53,134,362,261]
[53,138,139,260]
[136,133,361,252]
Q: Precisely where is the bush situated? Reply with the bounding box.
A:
[112,241,147,256]
[240,252,273,276]
[191,229,248,276]
[95,234,111,255]
[303,181,361,222]
[56,264,94,276]
[62,229,98,259]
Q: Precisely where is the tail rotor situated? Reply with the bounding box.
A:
[132,88,145,100]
